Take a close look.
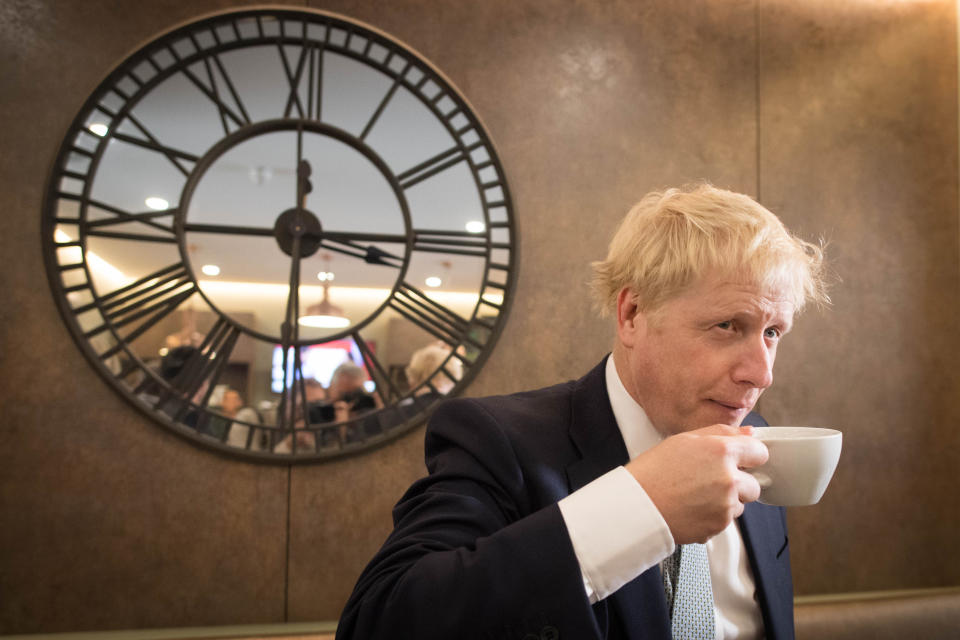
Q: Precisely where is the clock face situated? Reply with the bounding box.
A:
[42,8,517,461]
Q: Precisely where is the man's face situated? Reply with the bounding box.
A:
[616,276,795,436]
[221,390,242,414]
[331,374,364,399]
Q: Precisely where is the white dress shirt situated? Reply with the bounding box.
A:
[557,357,764,639]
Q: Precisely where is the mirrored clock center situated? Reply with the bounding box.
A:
[180,121,411,342]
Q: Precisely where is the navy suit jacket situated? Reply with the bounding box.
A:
[337,358,794,640]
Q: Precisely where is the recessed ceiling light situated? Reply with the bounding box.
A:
[88,123,109,137]
[425,276,442,288]
[201,264,221,276]
[465,220,485,233]
[145,196,169,211]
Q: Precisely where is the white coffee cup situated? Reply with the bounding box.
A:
[750,426,842,506]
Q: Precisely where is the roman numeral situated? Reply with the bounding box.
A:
[397,146,467,190]
[279,43,324,120]
[277,345,308,431]
[177,50,252,134]
[110,112,199,177]
[165,318,242,423]
[201,52,252,135]
[352,331,401,403]
[69,197,177,242]
[117,357,146,387]
[359,67,408,141]
[397,139,488,190]
[389,283,482,349]
[412,229,489,257]
[84,263,197,359]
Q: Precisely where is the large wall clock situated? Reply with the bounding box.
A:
[42,7,517,462]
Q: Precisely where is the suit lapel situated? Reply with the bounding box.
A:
[565,357,672,640]
[565,358,627,492]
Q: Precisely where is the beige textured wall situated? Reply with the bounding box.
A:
[1,0,957,634]
[757,0,960,594]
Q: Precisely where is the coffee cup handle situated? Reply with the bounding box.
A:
[751,471,772,488]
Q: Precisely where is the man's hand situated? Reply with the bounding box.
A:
[625,424,768,544]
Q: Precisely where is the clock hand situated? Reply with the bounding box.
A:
[296,122,312,209]
[322,230,407,244]
[182,222,276,237]
[319,238,404,267]
[319,230,406,265]
[297,159,313,209]
[279,232,303,431]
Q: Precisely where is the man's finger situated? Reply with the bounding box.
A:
[736,469,763,504]
[732,436,769,469]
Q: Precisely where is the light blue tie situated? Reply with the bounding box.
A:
[661,544,716,639]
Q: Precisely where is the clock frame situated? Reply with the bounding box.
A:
[42,7,517,462]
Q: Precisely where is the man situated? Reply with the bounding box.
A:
[317,362,377,438]
[220,388,245,418]
[336,184,828,640]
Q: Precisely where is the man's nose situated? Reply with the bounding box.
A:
[733,335,774,389]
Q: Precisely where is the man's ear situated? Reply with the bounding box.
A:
[616,287,645,348]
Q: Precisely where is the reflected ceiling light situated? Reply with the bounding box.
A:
[299,282,350,328]
[145,196,169,210]
[301,256,349,328]
[465,220,485,233]
[248,165,274,185]
[88,123,109,137]
[425,276,442,288]
[201,264,221,276]
[299,313,349,328]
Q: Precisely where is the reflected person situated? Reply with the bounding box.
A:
[222,388,265,451]
[336,184,828,640]
[310,361,374,424]
[359,342,464,439]
[406,342,463,395]
[314,361,376,446]
[142,345,207,430]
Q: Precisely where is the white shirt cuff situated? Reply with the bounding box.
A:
[558,466,675,603]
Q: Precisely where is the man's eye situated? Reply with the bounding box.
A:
[764,327,781,339]
[716,321,733,330]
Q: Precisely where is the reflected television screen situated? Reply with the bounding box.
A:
[270,338,375,392]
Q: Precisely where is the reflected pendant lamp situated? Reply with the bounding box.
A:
[299,281,350,328]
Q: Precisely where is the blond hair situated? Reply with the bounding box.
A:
[591,184,828,315]
[406,344,463,391]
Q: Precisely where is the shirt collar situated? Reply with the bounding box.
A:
[604,354,663,459]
